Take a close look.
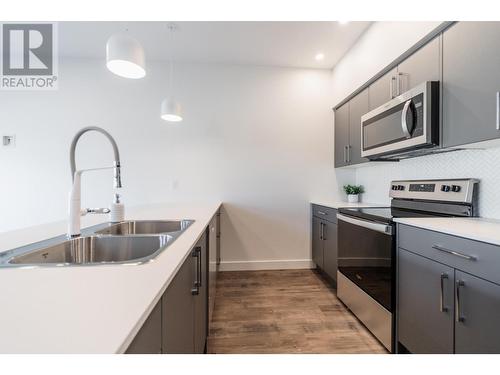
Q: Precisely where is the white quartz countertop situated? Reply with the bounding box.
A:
[0,201,221,353]
[310,200,386,209]
[394,217,500,246]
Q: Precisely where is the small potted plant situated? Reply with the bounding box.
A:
[343,184,364,203]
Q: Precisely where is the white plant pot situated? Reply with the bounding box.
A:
[347,194,359,203]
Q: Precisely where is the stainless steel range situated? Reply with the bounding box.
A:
[336,178,479,353]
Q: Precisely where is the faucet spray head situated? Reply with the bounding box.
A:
[114,161,122,188]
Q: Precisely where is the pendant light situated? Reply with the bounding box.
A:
[161,23,183,122]
[106,32,146,79]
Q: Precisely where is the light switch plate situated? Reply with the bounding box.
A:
[3,135,15,147]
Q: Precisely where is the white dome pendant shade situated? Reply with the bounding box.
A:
[161,97,183,122]
[106,34,146,79]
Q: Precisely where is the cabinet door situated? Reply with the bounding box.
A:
[348,89,369,165]
[312,216,324,269]
[194,231,208,354]
[455,271,500,353]
[443,22,500,147]
[334,103,349,168]
[208,216,217,325]
[397,37,440,93]
[397,249,454,353]
[322,221,338,283]
[368,67,398,110]
[126,300,162,354]
[162,254,195,353]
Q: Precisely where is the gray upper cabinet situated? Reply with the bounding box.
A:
[454,271,500,354]
[334,103,349,168]
[443,22,500,147]
[398,248,454,354]
[397,37,440,93]
[125,300,162,354]
[348,88,369,165]
[368,67,398,110]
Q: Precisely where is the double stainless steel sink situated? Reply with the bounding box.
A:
[0,220,194,267]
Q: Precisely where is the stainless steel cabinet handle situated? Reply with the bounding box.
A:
[401,100,413,139]
[432,245,476,261]
[317,211,327,216]
[320,222,325,241]
[343,145,347,163]
[440,273,449,313]
[496,91,499,130]
[456,280,465,323]
[347,145,351,163]
[191,247,201,295]
[322,222,327,241]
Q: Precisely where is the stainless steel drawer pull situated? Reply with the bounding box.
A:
[317,211,327,215]
[432,245,477,261]
[456,280,465,323]
[440,273,449,313]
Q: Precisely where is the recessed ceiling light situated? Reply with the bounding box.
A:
[315,53,325,61]
[339,21,350,25]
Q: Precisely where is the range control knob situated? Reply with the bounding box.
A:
[398,185,405,191]
[392,185,398,191]
[451,185,461,192]
[441,185,451,192]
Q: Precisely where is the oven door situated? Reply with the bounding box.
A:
[337,213,395,312]
[361,81,438,159]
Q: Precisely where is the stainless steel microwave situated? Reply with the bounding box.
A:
[361,81,440,160]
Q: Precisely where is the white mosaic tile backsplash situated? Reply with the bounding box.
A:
[355,147,500,219]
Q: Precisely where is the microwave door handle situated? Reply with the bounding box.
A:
[337,213,393,235]
[401,99,413,139]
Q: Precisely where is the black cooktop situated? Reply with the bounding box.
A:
[338,206,442,224]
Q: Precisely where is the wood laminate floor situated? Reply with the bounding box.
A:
[207,269,388,354]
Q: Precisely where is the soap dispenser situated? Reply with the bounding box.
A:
[110,193,125,222]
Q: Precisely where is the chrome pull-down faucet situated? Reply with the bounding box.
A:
[68,126,122,237]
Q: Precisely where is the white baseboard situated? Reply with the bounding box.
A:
[218,259,314,271]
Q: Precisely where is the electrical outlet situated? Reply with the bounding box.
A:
[3,135,15,147]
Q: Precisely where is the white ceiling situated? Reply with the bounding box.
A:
[59,21,372,69]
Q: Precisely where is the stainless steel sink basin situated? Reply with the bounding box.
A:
[7,235,173,265]
[0,219,195,267]
[95,220,193,235]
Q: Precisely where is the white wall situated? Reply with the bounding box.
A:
[0,59,342,268]
[331,21,500,219]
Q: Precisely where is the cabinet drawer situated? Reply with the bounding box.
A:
[312,205,337,223]
[398,224,500,285]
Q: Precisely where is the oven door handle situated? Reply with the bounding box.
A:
[337,214,393,235]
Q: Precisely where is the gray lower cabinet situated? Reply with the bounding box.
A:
[368,67,398,110]
[398,248,454,354]
[162,251,195,353]
[311,205,338,284]
[208,214,218,326]
[397,37,440,93]
[125,300,162,354]
[334,103,350,168]
[126,230,209,354]
[454,271,500,354]
[312,216,324,269]
[193,232,208,354]
[443,22,500,147]
[397,224,500,354]
[322,220,338,282]
[348,89,369,165]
